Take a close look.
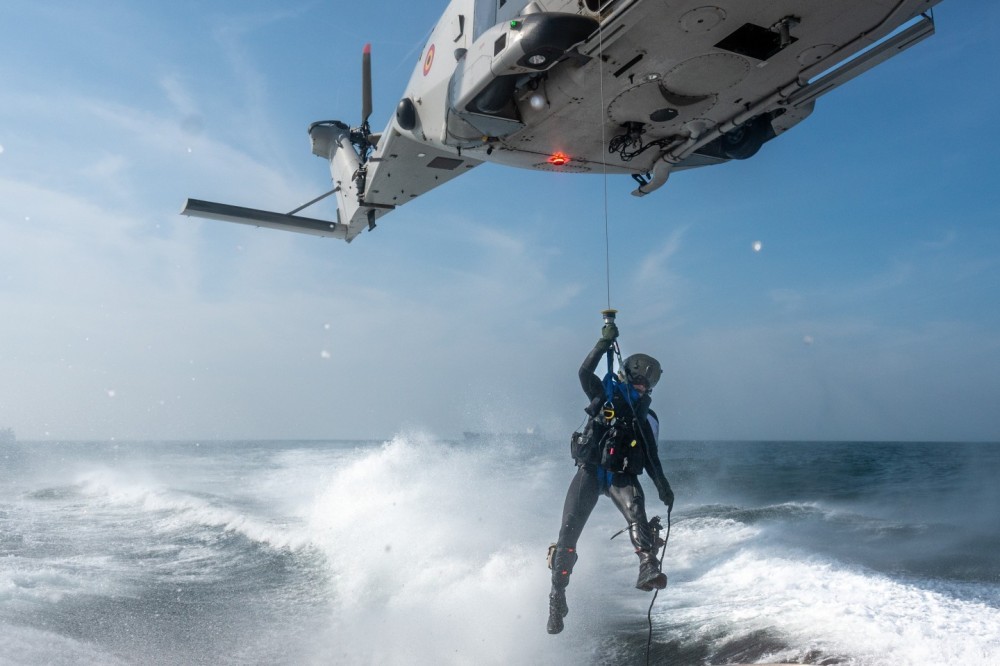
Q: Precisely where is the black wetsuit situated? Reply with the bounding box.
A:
[551,338,672,589]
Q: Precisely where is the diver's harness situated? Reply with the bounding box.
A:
[595,380,645,478]
[595,310,649,480]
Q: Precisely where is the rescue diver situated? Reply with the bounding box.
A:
[547,322,674,635]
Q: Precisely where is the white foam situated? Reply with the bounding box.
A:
[665,515,762,573]
[662,548,1000,665]
[0,563,84,605]
[303,432,597,665]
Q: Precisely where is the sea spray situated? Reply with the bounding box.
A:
[304,432,597,664]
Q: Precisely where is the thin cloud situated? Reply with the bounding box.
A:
[634,225,687,285]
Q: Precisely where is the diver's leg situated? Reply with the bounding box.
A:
[548,466,600,634]
[607,475,667,591]
[556,466,601,552]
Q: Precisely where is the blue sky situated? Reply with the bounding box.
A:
[1,1,998,442]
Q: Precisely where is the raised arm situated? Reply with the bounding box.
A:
[579,323,618,402]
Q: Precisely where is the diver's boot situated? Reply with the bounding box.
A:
[635,550,667,591]
[546,544,577,634]
[546,586,568,634]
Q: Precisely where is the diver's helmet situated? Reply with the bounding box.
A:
[621,354,662,389]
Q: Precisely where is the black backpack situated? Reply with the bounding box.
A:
[598,417,645,474]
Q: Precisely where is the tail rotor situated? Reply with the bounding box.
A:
[361,43,373,133]
[309,42,376,164]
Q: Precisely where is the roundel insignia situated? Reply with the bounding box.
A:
[423,44,435,76]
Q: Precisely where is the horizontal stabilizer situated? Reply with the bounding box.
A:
[181,199,347,240]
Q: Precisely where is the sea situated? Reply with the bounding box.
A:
[1,436,998,666]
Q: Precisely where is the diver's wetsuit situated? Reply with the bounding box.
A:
[550,338,672,591]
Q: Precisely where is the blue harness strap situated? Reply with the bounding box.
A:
[603,341,641,406]
[602,372,641,406]
[596,341,640,492]
[597,465,614,493]
[603,346,616,403]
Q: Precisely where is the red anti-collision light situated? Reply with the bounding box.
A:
[548,152,570,166]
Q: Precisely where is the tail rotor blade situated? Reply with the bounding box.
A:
[361,43,372,124]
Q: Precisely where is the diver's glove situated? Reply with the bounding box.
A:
[658,483,675,512]
[598,323,619,348]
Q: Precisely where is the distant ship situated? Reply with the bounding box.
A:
[463,427,541,442]
[0,428,15,445]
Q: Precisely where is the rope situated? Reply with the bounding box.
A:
[645,510,671,666]
[609,512,672,666]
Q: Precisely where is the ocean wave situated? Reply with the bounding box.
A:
[6,438,997,666]
[664,515,762,574]
[688,501,827,523]
[0,623,130,666]
[679,501,938,549]
[300,431,596,665]
[659,548,1000,665]
[0,564,83,605]
[72,468,311,553]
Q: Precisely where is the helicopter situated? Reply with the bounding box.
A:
[182,0,943,243]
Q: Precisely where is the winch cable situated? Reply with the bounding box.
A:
[594,14,668,663]
[597,10,612,310]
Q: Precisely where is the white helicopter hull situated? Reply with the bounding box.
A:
[183,0,943,242]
